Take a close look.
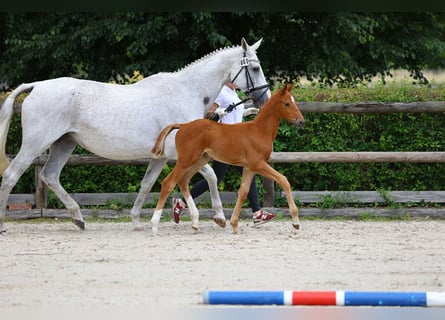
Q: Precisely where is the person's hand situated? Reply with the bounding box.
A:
[214,108,228,117]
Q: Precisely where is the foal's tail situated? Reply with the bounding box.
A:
[0,83,35,175]
[151,123,182,158]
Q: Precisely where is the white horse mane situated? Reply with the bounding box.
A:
[174,45,239,73]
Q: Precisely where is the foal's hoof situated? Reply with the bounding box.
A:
[292,223,300,230]
[231,224,241,234]
[72,219,85,230]
[213,216,227,228]
[132,226,144,232]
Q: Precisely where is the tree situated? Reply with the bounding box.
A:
[244,12,445,84]
[0,12,231,86]
[1,12,444,88]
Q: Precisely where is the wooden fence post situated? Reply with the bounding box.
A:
[34,164,47,209]
[263,177,275,207]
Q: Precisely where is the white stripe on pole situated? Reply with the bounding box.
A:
[283,291,293,305]
[426,292,445,307]
[336,291,345,306]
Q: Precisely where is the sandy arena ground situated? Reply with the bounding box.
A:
[1,218,444,310]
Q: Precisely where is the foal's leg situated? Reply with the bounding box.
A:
[130,158,168,231]
[255,161,300,230]
[197,164,226,227]
[151,164,189,235]
[230,168,255,234]
[39,135,85,230]
[176,157,210,232]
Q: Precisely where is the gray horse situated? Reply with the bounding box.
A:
[0,38,270,233]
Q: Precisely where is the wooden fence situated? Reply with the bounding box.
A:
[6,101,445,212]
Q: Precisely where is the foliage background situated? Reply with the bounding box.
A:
[1,12,445,88]
[1,12,445,204]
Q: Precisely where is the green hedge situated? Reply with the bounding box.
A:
[272,81,445,192]
[3,80,445,195]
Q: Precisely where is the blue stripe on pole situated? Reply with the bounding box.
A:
[344,291,427,306]
[203,291,284,305]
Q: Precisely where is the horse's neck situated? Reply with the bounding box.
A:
[253,102,282,140]
[175,48,241,102]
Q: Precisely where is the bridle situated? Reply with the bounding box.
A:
[226,53,270,113]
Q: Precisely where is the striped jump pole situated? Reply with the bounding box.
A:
[203,291,445,307]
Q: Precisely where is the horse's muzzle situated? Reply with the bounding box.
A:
[294,119,305,128]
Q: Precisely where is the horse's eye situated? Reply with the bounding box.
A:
[252,66,260,72]
[284,102,290,107]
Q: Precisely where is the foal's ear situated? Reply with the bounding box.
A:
[280,82,295,95]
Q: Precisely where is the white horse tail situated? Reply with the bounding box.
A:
[151,123,182,158]
[0,83,35,174]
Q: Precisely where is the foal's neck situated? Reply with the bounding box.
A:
[252,101,282,139]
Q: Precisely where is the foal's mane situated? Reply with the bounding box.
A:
[174,44,239,73]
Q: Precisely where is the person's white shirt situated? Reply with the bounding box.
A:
[214,84,244,124]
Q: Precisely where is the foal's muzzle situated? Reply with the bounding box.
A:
[295,119,305,128]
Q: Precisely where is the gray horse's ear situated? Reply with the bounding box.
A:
[250,38,263,51]
[241,37,248,51]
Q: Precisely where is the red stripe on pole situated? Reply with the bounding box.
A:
[292,291,337,305]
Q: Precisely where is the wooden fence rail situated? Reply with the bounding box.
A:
[11,101,445,115]
[6,101,445,210]
[297,101,445,113]
[9,190,445,208]
[22,151,445,167]
[7,151,445,209]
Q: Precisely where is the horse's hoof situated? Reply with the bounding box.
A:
[132,226,144,232]
[292,223,300,230]
[213,216,226,228]
[192,225,200,233]
[0,228,6,234]
[72,219,85,230]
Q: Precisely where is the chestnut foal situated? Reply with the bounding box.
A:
[151,83,304,235]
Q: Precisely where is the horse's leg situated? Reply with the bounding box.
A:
[230,168,255,234]
[255,162,300,230]
[130,158,168,231]
[39,135,86,230]
[0,149,44,233]
[151,165,186,235]
[197,164,226,228]
[177,157,211,232]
